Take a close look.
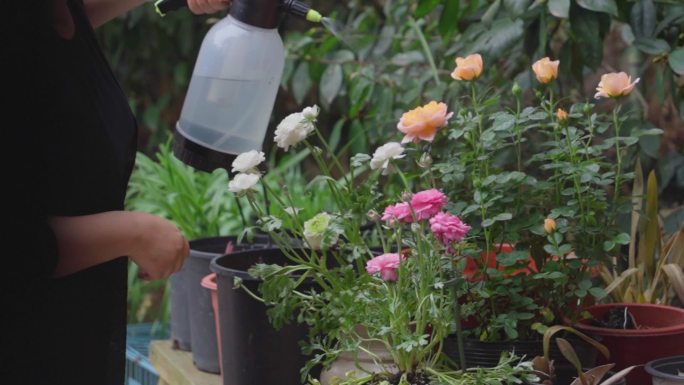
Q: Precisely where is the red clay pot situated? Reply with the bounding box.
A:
[574,303,684,385]
[201,273,222,374]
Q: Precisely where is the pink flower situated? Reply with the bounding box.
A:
[382,202,413,224]
[410,189,447,220]
[397,101,453,144]
[366,253,402,281]
[430,212,471,245]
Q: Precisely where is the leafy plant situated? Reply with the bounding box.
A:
[600,160,684,304]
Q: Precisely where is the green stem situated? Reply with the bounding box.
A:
[409,17,440,86]
[612,106,623,214]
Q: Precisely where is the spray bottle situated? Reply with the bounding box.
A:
[155,0,322,172]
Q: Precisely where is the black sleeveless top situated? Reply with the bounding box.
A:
[1,1,137,384]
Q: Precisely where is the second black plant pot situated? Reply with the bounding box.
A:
[443,336,598,369]
[176,235,269,374]
[210,247,312,385]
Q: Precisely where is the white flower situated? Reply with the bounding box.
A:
[302,105,320,121]
[232,150,265,174]
[228,173,260,194]
[370,142,405,174]
[273,106,318,151]
[303,212,338,250]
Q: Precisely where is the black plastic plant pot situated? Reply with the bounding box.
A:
[210,247,311,385]
[170,266,192,351]
[645,356,684,385]
[174,235,270,373]
[443,336,598,370]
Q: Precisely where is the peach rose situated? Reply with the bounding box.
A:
[397,101,453,143]
[532,57,560,84]
[594,72,640,99]
[544,218,557,234]
[451,54,483,81]
[556,108,568,122]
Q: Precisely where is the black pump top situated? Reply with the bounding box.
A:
[230,0,281,29]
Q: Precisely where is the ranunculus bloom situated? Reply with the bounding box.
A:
[594,72,640,99]
[556,108,568,122]
[231,150,265,174]
[381,202,413,225]
[532,57,560,84]
[430,212,471,245]
[273,105,319,151]
[366,253,402,281]
[370,142,405,174]
[451,54,483,81]
[303,212,337,250]
[397,101,453,144]
[544,218,557,234]
[228,173,260,193]
[410,189,447,220]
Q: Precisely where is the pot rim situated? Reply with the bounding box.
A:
[573,304,684,336]
[201,273,217,290]
[644,355,684,381]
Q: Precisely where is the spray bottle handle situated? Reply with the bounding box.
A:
[154,0,187,16]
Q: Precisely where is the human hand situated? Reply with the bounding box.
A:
[188,0,230,15]
[129,212,189,280]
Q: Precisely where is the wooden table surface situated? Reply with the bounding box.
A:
[149,340,221,385]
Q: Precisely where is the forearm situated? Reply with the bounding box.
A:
[82,0,148,28]
[49,211,144,277]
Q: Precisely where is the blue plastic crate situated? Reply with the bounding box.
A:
[125,323,169,385]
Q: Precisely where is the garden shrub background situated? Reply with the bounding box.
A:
[98,0,684,323]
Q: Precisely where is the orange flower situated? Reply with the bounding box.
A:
[556,108,568,122]
[451,54,483,81]
[544,218,557,234]
[594,72,640,99]
[397,101,453,143]
[532,57,560,84]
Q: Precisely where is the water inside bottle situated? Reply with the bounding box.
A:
[179,75,279,154]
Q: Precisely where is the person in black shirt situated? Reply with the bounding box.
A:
[1,0,229,384]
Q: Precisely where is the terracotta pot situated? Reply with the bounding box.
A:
[573,303,684,385]
[201,273,221,373]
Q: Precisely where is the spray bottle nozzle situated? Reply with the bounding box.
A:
[282,0,322,23]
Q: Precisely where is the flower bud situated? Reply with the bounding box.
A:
[556,108,568,122]
[418,153,433,169]
[512,82,522,97]
[367,209,380,222]
[582,103,593,114]
[401,191,414,202]
[411,222,421,233]
[544,218,557,234]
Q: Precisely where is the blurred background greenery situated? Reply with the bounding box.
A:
[102,0,683,323]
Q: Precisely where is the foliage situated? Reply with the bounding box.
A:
[599,160,684,304]
[414,55,660,341]
[231,105,536,384]
[126,140,244,240]
[283,0,683,193]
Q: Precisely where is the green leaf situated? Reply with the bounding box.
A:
[466,18,524,60]
[416,0,441,18]
[493,213,513,221]
[292,62,312,105]
[439,0,460,38]
[319,64,343,107]
[557,338,583,371]
[482,0,502,24]
[576,0,618,16]
[571,8,603,69]
[633,38,671,55]
[615,233,631,245]
[548,0,569,18]
[630,0,656,38]
[668,48,684,75]
[482,218,495,228]
[391,51,425,66]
